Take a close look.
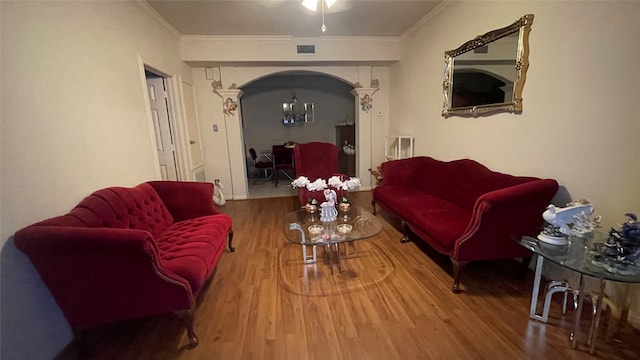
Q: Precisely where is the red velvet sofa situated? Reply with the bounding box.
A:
[14,181,234,348]
[372,157,558,293]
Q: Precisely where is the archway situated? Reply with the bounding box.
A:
[240,71,356,199]
[213,66,379,200]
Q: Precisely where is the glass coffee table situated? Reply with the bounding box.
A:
[518,231,640,354]
[283,205,383,274]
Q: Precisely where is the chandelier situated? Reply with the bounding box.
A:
[301,0,337,32]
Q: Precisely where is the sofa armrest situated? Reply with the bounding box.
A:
[453,179,558,261]
[17,226,158,254]
[14,226,194,330]
[147,181,219,221]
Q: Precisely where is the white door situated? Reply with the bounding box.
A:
[181,80,204,169]
[147,77,178,180]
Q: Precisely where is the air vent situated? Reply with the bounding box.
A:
[297,45,315,55]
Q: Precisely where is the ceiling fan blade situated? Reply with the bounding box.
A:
[301,0,317,12]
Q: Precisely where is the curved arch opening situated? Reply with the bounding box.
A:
[241,72,357,199]
[238,69,357,89]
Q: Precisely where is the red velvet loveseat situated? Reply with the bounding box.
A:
[14,181,234,348]
[372,157,558,293]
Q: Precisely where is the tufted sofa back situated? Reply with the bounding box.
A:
[384,156,539,211]
[293,142,339,182]
[34,183,174,238]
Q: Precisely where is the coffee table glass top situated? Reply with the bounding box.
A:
[519,231,640,283]
[284,206,383,245]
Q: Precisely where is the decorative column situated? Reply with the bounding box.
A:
[214,87,247,200]
[351,86,378,191]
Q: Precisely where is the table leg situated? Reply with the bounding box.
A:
[571,274,586,348]
[541,281,570,322]
[529,255,544,320]
[613,284,633,341]
[289,223,317,264]
[528,255,571,322]
[336,243,342,272]
[303,263,318,281]
[326,244,334,274]
[302,244,317,264]
[588,279,606,354]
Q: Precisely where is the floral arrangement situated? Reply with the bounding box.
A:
[291,175,361,203]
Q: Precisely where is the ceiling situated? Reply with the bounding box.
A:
[145,0,444,37]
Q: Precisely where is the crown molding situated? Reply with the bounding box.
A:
[135,0,181,39]
[318,36,400,42]
[401,0,453,40]
[181,35,400,43]
[182,35,294,42]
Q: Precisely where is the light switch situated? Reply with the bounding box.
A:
[213,124,219,132]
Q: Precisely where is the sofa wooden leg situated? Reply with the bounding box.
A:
[450,258,468,294]
[371,200,377,215]
[400,220,410,243]
[518,256,532,279]
[227,229,235,252]
[175,309,199,349]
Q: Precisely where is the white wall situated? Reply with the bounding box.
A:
[191,65,389,199]
[0,1,185,358]
[181,35,400,64]
[393,0,640,324]
[1,0,186,243]
[394,0,640,232]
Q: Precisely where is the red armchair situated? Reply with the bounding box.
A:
[292,142,344,206]
[14,181,233,348]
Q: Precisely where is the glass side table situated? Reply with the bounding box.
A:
[518,231,640,354]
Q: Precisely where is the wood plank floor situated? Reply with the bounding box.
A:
[62,191,639,359]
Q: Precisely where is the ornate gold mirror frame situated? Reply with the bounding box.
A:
[442,14,534,118]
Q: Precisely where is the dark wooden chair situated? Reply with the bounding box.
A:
[249,148,273,184]
[272,145,294,186]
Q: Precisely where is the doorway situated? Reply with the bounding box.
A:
[145,69,179,181]
[240,72,355,199]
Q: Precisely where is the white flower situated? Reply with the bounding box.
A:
[292,176,359,192]
[307,178,328,191]
[344,177,361,190]
[327,176,343,188]
[291,176,310,189]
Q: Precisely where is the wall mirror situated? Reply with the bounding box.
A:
[442,14,534,117]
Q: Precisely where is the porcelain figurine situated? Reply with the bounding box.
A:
[320,189,338,222]
[591,213,640,275]
[542,202,595,237]
[538,200,597,245]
